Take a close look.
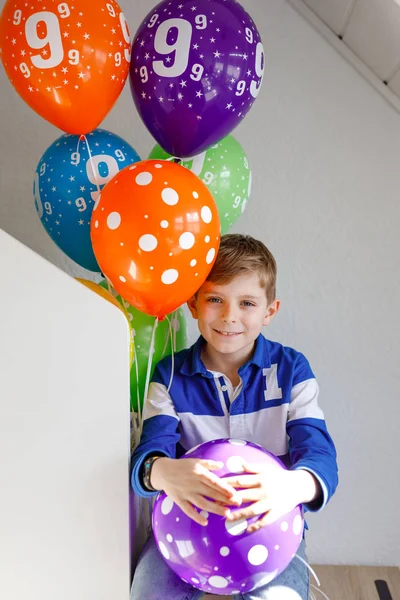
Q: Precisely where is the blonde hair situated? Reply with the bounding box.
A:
[207,234,277,304]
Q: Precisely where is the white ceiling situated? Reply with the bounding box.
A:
[289,0,400,110]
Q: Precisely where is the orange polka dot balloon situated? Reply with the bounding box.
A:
[90,160,220,319]
[0,0,131,134]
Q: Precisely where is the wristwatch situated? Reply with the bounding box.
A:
[142,455,162,492]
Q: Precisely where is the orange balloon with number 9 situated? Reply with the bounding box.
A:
[0,0,131,134]
[90,160,221,319]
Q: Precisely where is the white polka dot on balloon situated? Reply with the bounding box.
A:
[161,220,169,228]
[162,187,179,205]
[208,576,229,589]
[94,220,99,228]
[190,259,197,267]
[281,521,289,532]
[199,511,209,520]
[220,546,230,557]
[225,518,247,536]
[119,276,126,283]
[161,496,174,515]
[166,534,173,543]
[205,235,210,243]
[206,248,216,264]
[293,514,303,536]
[139,234,158,252]
[193,191,199,199]
[201,206,212,223]
[161,269,179,285]
[136,172,152,186]
[155,164,163,169]
[107,212,121,230]
[159,542,170,560]
[226,455,245,473]
[191,578,200,584]
[248,544,269,566]
[229,439,247,446]
[179,232,195,250]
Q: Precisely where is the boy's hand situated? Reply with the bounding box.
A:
[150,457,242,526]
[223,462,321,533]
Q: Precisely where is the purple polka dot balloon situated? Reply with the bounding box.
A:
[130,0,264,158]
[152,439,304,595]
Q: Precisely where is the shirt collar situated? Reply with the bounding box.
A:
[180,334,270,377]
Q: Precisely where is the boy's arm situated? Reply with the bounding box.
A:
[131,376,181,498]
[287,354,338,512]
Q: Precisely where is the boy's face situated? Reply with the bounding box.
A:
[188,272,280,364]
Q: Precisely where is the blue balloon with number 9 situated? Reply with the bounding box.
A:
[33,129,141,271]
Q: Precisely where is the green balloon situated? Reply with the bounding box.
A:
[100,281,187,411]
[148,135,252,234]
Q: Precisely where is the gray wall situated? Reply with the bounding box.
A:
[1,0,399,565]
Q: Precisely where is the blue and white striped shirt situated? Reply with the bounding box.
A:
[131,334,338,512]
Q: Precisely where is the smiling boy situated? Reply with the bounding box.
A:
[130,233,338,600]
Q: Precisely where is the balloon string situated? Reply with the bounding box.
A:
[163,314,175,394]
[104,278,138,416]
[173,311,177,352]
[142,317,158,435]
[161,318,171,357]
[310,584,331,600]
[132,335,142,427]
[293,553,321,588]
[76,134,102,198]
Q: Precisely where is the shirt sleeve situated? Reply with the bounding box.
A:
[131,369,181,497]
[286,353,339,512]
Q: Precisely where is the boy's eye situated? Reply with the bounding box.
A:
[207,297,222,303]
[241,301,256,307]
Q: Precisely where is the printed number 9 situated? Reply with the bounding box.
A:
[119,12,131,62]
[71,152,80,166]
[106,3,116,17]
[195,15,207,30]
[13,9,22,25]
[25,11,64,69]
[75,197,87,212]
[153,18,192,78]
[57,3,70,18]
[250,42,265,99]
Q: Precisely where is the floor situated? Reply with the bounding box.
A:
[204,565,400,599]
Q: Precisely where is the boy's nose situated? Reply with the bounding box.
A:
[221,307,237,323]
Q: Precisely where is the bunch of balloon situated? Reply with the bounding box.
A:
[0,0,131,134]
[34,129,141,271]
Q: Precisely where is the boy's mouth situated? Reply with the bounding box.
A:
[214,329,242,336]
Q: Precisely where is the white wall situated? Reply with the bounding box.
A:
[0,230,131,599]
[1,0,399,566]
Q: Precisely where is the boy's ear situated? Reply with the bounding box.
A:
[263,299,280,326]
[187,295,198,319]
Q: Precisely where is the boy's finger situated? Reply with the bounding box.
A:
[203,471,240,498]
[200,460,224,471]
[226,499,266,522]
[191,496,232,518]
[222,474,261,488]
[176,499,208,526]
[200,483,242,506]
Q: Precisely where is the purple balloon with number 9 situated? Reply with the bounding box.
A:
[152,439,304,595]
[130,0,264,158]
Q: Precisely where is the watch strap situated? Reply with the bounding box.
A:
[143,455,162,492]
